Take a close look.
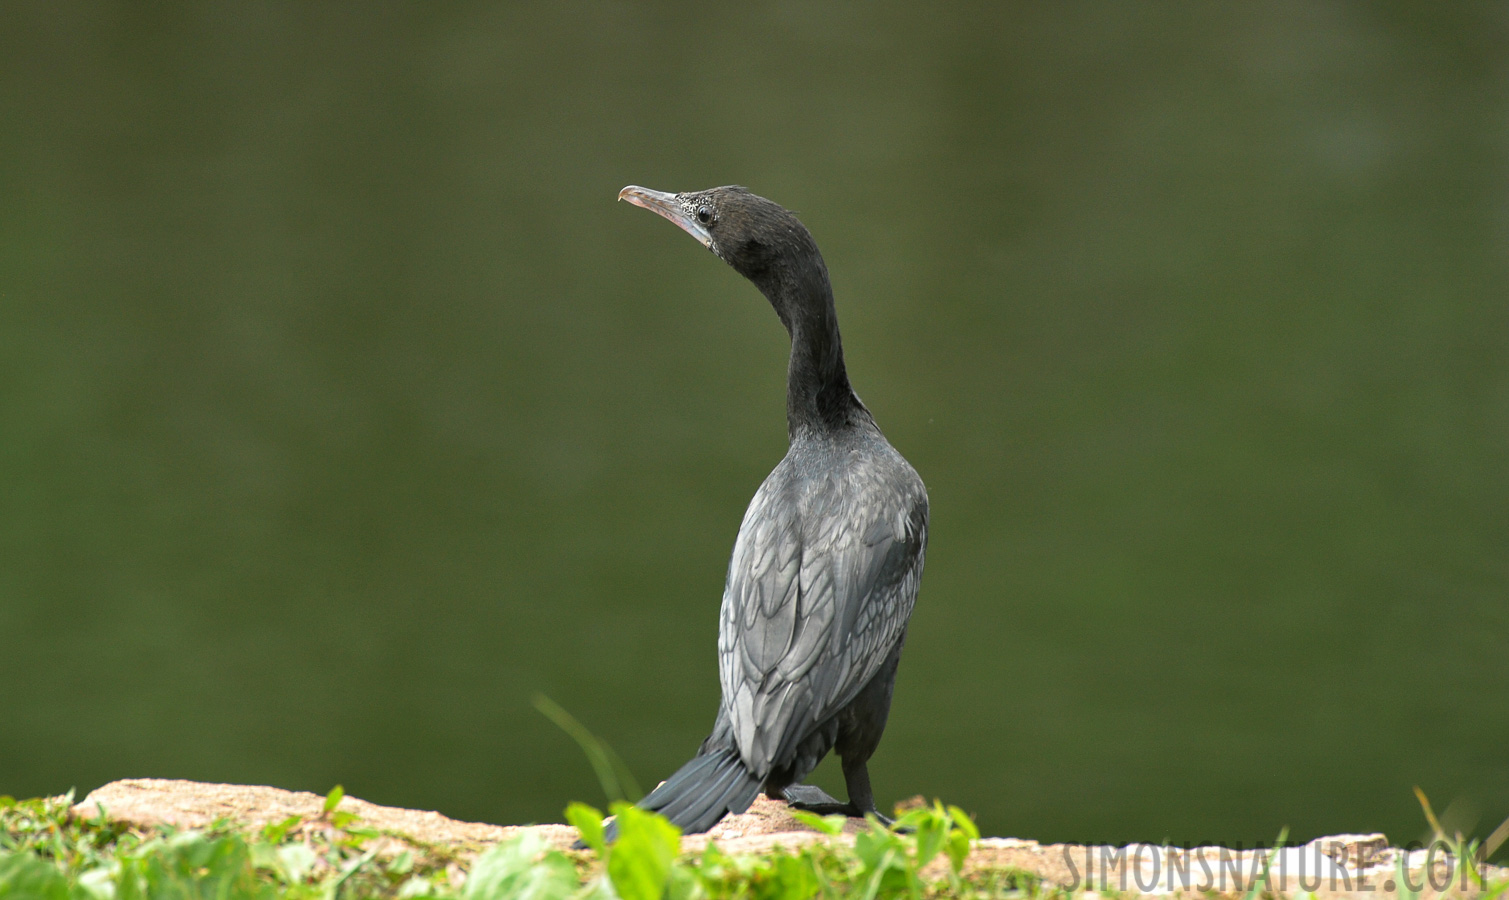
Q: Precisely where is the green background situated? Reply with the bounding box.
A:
[2,3,1505,850]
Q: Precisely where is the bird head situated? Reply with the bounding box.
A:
[617,185,825,294]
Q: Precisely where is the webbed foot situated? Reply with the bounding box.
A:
[776,784,894,827]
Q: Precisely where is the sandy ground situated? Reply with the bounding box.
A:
[70,779,1503,898]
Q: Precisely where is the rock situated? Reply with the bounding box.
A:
[1312,833,1392,869]
[68,780,843,854]
[68,779,1506,898]
[70,778,575,852]
[682,794,863,854]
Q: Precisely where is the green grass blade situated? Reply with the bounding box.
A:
[1484,812,1509,862]
[1413,786,1445,841]
[532,693,642,803]
[1241,826,1287,900]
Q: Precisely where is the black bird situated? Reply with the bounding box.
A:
[615,185,928,835]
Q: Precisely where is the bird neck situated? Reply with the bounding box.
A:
[768,266,866,438]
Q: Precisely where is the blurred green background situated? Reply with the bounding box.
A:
[2,2,1505,850]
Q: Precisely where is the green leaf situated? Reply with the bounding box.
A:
[261,815,302,844]
[664,866,698,900]
[911,809,947,871]
[276,843,317,883]
[323,785,345,815]
[465,832,542,895]
[127,833,268,900]
[854,825,905,873]
[788,810,845,836]
[507,853,578,900]
[692,842,731,883]
[76,865,116,900]
[606,804,680,900]
[946,805,979,841]
[249,842,279,874]
[944,804,978,874]
[772,853,819,900]
[0,850,72,900]
[396,874,438,898]
[946,831,971,875]
[565,803,606,856]
[465,833,579,900]
[852,839,903,900]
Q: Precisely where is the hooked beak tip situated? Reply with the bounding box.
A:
[617,185,715,251]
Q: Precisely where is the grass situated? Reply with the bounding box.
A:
[0,788,464,900]
[0,789,1045,900]
[6,785,1508,900]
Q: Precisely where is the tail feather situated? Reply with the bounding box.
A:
[613,748,761,838]
[656,757,736,826]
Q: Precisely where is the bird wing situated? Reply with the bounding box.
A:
[718,460,927,777]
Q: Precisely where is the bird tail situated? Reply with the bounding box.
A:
[611,747,761,837]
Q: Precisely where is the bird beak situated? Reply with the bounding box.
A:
[618,185,714,250]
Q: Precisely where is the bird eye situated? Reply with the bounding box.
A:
[695,207,713,225]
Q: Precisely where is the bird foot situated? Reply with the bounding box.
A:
[777,784,895,827]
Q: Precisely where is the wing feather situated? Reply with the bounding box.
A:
[718,445,927,776]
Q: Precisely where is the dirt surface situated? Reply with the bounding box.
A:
[71,779,1502,898]
[71,778,568,851]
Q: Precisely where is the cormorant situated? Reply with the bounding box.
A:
[614,185,928,835]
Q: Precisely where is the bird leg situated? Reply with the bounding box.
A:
[775,760,894,826]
